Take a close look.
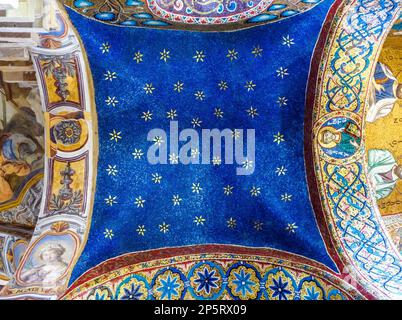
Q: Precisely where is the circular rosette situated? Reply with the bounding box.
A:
[314,111,363,164]
[188,262,225,299]
[327,288,347,300]
[151,267,187,300]
[115,274,150,300]
[226,263,261,300]
[50,116,88,152]
[298,277,325,300]
[263,268,297,300]
[86,285,114,300]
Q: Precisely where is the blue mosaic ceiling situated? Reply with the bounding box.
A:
[65,0,339,283]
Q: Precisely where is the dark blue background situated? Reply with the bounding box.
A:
[67,0,337,284]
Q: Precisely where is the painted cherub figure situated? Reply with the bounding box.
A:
[20,243,68,286]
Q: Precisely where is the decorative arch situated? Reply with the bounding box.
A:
[0,2,97,299]
[305,0,402,299]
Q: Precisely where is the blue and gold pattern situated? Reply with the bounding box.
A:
[115,274,150,300]
[227,263,260,299]
[63,0,324,30]
[308,0,402,299]
[152,268,187,300]
[299,278,325,300]
[5,0,397,300]
[66,0,338,283]
[61,0,402,300]
[189,262,224,299]
[62,252,361,300]
[87,286,114,300]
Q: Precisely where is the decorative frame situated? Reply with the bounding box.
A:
[0,0,400,300]
[0,4,98,299]
[304,0,402,299]
[62,0,325,31]
[62,245,365,300]
[15,222,81,287]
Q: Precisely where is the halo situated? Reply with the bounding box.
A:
[318,126,339,149]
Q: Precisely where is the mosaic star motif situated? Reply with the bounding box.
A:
[167,109,178,119]
[251,45,263,57]
[143,83,155,94]
[106,165,118,176]
[141,110,153,121]
[281,193,292,202]
[254,221,263,231]
[223,185,234,195]
[192,183,203,194]
[273,132,285,144]
[227,217,237,229]
[303,286,321,300]
[282,35,295,47]
[159,222,170,233]
[245,81,256,91]
[132,149,144,159]
[218,80,228,90]
[160,49,171,62]
[275,166,287,176]
[100,42,110,54]
[153,136,164,146]
[242,159,254,170]
[191,148,199,158]
[193,50,206,62]
[105,96,118,107]
[269,276,292,300]
[226,49,239,61]
[250,186,261,197]
[194,216,206,226]
[277,96,288,107]
[169,153,179,164]
[133,50,143,63]
[232,269,256,296]
[246,107,259,118]
[109,130,122,142]
[214,108,224,119]
[120,284,143,300]
[172,195,182,206]
[104,228,114,239]
[156,274,180,299]
[232,129,241,140]
[136,225,146,236]
[104,70,117,81]
[194,268,219,295]
[276,67,289,79]
[286,223,298,234]
[191,117,202,128]
[194,91,205,100]
[212,156,222,165]
[105,195,117,206]
[134,196,146,208]
[152,173,162,183]
[174,81,184,93]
